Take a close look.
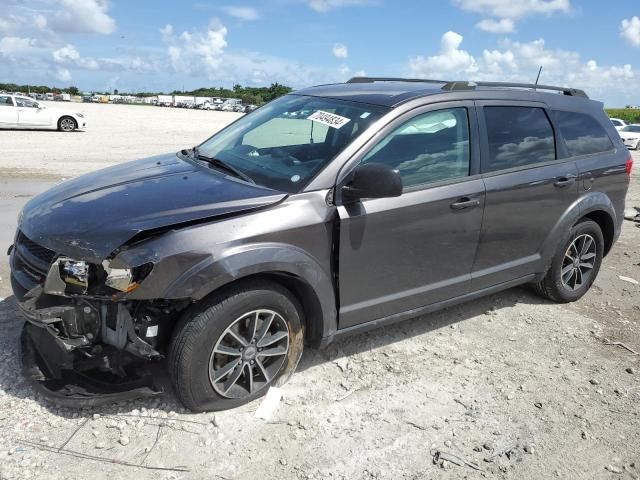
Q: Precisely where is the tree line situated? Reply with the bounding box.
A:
[0,82,293,105]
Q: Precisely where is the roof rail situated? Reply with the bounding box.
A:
[346,76,449,84]
[441,81,588,98]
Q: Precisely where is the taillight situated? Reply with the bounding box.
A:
[626,156,634,176]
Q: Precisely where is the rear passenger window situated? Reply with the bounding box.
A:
[361,108,470,189]
[552,111,614,157]
[483,107,556,173]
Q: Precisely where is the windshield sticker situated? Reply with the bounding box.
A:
[308,110,351,129]
[360,112,371,119]
[290,174,301,183]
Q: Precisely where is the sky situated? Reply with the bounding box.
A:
[1,0,639,106]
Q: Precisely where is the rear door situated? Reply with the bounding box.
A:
[0,95,17,127]
[472,101,579,289]
[337,102,486,328]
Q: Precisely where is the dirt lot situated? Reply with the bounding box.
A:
[0,104,638,480]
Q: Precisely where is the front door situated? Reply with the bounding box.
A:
[471,102,579,289]
[337,103,485,328]
[0,95,17,127]
[15,97,51,127]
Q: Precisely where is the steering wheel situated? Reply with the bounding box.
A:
[270,147,300,165]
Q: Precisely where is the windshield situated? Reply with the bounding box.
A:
[622,125,640,133]
[197,95,387,193]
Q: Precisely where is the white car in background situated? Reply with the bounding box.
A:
[610,117,628,131]
[619,124,640,150]
[0,94,86,132]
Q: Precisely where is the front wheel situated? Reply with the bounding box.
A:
[534,220,604,303]
[169,281,304,411]
[58,116,77,132]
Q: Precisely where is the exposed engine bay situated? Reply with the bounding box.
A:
[11,234,190,406]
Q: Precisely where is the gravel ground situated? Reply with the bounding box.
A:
[0,105,638,479]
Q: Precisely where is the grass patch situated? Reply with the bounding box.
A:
[606,109,640,124]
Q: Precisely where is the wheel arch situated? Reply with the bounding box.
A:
[193,272,328,348]
[580,209,615,256]
[539,192,618,270]
[160,244,337,348]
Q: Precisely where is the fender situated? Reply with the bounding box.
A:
[159,242,338,340]
[539,191,617,272]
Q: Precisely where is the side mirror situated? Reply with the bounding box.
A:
[342,163,403,202]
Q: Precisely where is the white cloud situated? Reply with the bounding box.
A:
[161,19,228,77]
[0,36,40,57]
[453,0,570,19]
[332,43,348,59]
[409,31,477,78]
[409,32,639,103]
[220,6,260,21]
[55,67,72,81]
[453,0,570,33]
[621,16,640,47]
[48,0,116,35]
[52,44,100,70]
[308,0,373,12]
[476,18,515,33]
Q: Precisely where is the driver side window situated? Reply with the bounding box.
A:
[361,107,470,189]
[15,97,38,108]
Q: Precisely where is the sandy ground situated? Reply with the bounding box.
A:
[0,102,242,178]
[0,104,638,480]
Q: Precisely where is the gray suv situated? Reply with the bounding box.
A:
[10,77,632,411]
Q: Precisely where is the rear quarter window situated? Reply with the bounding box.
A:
[552,111,614,157]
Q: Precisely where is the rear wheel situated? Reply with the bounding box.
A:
[534,220,604,303]
[169,281,304,411]
[58,116,77,132]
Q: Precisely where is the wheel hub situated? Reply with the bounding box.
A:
[208,309,290,399]
[561,233,597,291]
[242,345,257,361]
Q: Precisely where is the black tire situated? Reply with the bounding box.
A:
[58,116,76,132]
[534,220,604,303]
[169,281,304,412]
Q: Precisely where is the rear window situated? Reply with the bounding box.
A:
[483,106,556,173]
[553,111,614,157]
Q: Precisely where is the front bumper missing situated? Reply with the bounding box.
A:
[20,320,163,408]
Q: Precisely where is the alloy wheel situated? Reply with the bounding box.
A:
[209,309,289,399]
[561,233,597,291]
[60,118,75,131]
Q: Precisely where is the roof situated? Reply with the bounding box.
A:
[292,81,444,108]
[292,77,591,108]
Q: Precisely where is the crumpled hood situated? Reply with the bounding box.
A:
[19,153,285,262]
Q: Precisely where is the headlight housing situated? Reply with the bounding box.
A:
[103,261,153,293]
[46,258,153,295]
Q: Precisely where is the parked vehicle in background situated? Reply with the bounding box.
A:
[157,95,173,107]
[0,94,86,131]
[619,124,640,149]
[245,104,258,113]
[610,117,628,131]
[10,77,631,412]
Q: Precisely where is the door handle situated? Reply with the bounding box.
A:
[450,197,480,210]
[553,174,577,188]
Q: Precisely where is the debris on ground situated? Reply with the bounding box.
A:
[623,207,640,223]
[432,450,482,471]
[618,275,639,285]
[254,387,283,420]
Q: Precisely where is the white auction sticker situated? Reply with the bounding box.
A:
[307,110,351,129]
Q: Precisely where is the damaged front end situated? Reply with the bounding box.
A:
[10,232,186,407]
